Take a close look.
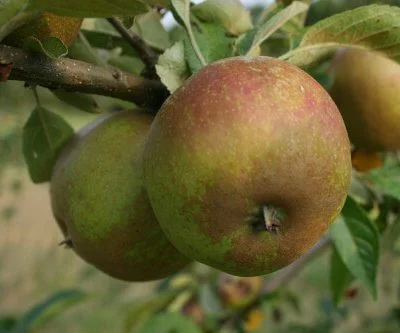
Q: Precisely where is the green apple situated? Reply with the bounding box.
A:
[50,110,189,281]
[143,56,351,276]
[330,48,400,152]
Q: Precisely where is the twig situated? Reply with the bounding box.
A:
[219,236,332,327]
[107,17,159,78]
[0,44,168,109]
[262,236,332,293]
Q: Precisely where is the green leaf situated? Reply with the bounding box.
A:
[108,54,145,76]
[124,290,182,333]
[367,159,400,200]
[246,1,309,55]
[133,11,172,51]
[51,90,102,114]
[29,0,148,17]
[0,1,39,42]
[281,290,301,314]
[199,283,223,314]
[282,5,400,67]
[12,290,87,333]
[23,36,68,59]
[184,22,234,73]
[330,197,379,298]
[67,33,106,66]
[140,312,202,333]
[305,0,399,26]
[192,0,253,36]
[330,246,354,305]
[156,41,189,93]
[0,316,17,332]
[171,0,207,67]
[78,30,137,58]
[348,175,373,206]
[22,106,74,183]
[306,60,334,91]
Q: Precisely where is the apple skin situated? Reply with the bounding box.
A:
[143,57,351,276]
[50,110,189,281]
[5,12,82,47]
[330,48,400,152]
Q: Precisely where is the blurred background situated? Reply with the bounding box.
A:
[1,0,400,332]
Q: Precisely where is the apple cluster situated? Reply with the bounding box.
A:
[50,56,352,281]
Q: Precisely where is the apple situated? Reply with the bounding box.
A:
[51,110,189,281]
[330,48,400,152]
[143,57,351,276]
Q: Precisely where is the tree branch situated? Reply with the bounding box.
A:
[219,236,332,327]
[0,44,168,109]
[262,236,332,293]
[107,17,159,79]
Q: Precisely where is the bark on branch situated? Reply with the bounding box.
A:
[0,44,168,109]
[107,17,158,78]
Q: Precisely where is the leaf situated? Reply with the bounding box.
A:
[192,0,253,36]
[330,196,379,298]
[330,246,354,305]
[283,5,400,67]
[281,290,301,314]
[170,0,190,28]
[108,54,145,76]
[246,1,309,55]
[12,290,87,333]
[124,290,181,333]
[51,90,102,114]
[67,32,106,66]
[0,316,17,331]
[29,0,148,17]
[143,0,168,6]
[22,106,74,183]
[367,159,400,200]
[140,312,202,333]
[156,41,189,93]
[23,36,68,59]
[199,283,223,314]
[184,22,234,73]
[79,30,137,58]
[0,0,37,41]
[171,0,207,67]
[133,11,172,51]
[305,0,394,26]
[348,176,373,206]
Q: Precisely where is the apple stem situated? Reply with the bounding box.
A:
[262,205,286,234]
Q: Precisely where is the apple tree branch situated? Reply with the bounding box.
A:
[107,17,159,79]
[0,44,168,109]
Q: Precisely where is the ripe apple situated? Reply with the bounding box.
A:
[143,57,351,276]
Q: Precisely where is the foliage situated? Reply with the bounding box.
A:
[1,0,400,332]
